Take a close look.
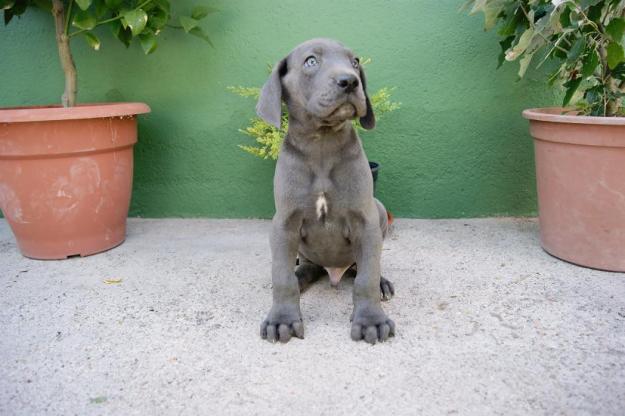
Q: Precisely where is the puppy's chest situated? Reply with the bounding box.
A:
[304,178,352,223]
[301,191,350,244]
[292,164,361,223]
[311,192,336,222]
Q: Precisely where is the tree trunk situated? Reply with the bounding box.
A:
[52,0,77,107]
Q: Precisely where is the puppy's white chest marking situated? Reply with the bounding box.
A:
[315,193,328,220]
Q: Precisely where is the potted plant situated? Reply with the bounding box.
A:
[229,58,400,189]
[466,0,625,271]
[0,0,213,259]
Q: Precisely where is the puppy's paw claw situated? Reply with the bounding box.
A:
[260,304,304,344]
[380,276,395,301]
[261,320,304,343]
[351,305,395,344]
[350,319,395,344]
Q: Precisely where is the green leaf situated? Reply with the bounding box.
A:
[227,86,261,99]
[552,39,569,59]
[587,3,603,22]
[104,0,122,8]
[569,8,582,26]
[75,0,92,11]
[9,0,25,14]
[139,32,157,54]
[111,20,132,47]
[152,0,170,13]
[189,26,213,47]
[563,77,582,107]
[547,65,563,86]
[122,8,148,36]
[532,1,552,18]
[583,0,604,7]
[3,8,13,24]
[497,9,522,37]
[518,50,535,78]
[581,49,599,77]
[191,5,218,20]
[567,37,586,62]
[83,32,101,50]
[179,15,199,32]
[606,17,625,42]
[497,36,515,68]
[559,5,571,27]
[505,28,534,61]
[148,6,168,29]
[72,10,96,30]
[612,62,625,79]
[481,2,505,31]
[109,18,120,34]
[93,0,107,18]
[32,0,51,11]
[607,41,624,69]
[584,85,605,113]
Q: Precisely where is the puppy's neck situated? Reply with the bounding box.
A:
[283,118,359,162]
[287,114,353,139]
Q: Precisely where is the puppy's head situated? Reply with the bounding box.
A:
[256,38,375,131]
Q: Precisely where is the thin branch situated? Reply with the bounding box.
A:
[536,33,570,68]
[64,0,73,36]
[577,7,603,35]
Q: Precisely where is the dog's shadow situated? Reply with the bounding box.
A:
[299,276,355,326]
[299,268,396,323]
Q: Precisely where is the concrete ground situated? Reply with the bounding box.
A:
[0,218,624,416]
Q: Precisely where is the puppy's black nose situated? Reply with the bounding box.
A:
[336,74,359,93]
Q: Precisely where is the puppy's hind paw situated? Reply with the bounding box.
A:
[380,276,395,301]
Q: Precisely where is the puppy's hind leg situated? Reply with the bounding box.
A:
[345,265,395,301]
[295,254,328,293]
[375,198,391,238]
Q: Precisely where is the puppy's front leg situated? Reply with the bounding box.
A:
[260,215,304,343]
[350,216,395,344]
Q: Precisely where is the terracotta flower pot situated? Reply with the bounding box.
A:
[523,107,625,272]
[0,103,150,259]
[369,161,379,191]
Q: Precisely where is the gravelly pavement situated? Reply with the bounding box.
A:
[1,218,624,416]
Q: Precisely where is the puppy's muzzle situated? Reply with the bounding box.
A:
[336,73,359,93]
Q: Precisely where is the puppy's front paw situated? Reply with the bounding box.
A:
[351,305,395,344]
[260,303,304,343]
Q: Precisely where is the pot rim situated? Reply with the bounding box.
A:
[523,107,625,125]
[0,102,151,123]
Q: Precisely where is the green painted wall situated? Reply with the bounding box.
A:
[0,1,559,218]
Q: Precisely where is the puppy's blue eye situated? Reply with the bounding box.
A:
[304,56,318,68]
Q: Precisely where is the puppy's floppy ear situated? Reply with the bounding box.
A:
[358,65,376,130]
[256,57,288,129]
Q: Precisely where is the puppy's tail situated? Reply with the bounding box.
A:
[375,198,393,239]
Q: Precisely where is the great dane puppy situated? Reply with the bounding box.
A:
[257,38,395,344]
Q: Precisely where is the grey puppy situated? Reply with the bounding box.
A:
[257,38,395,344]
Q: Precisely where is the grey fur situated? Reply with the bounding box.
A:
[258,39,394,344]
